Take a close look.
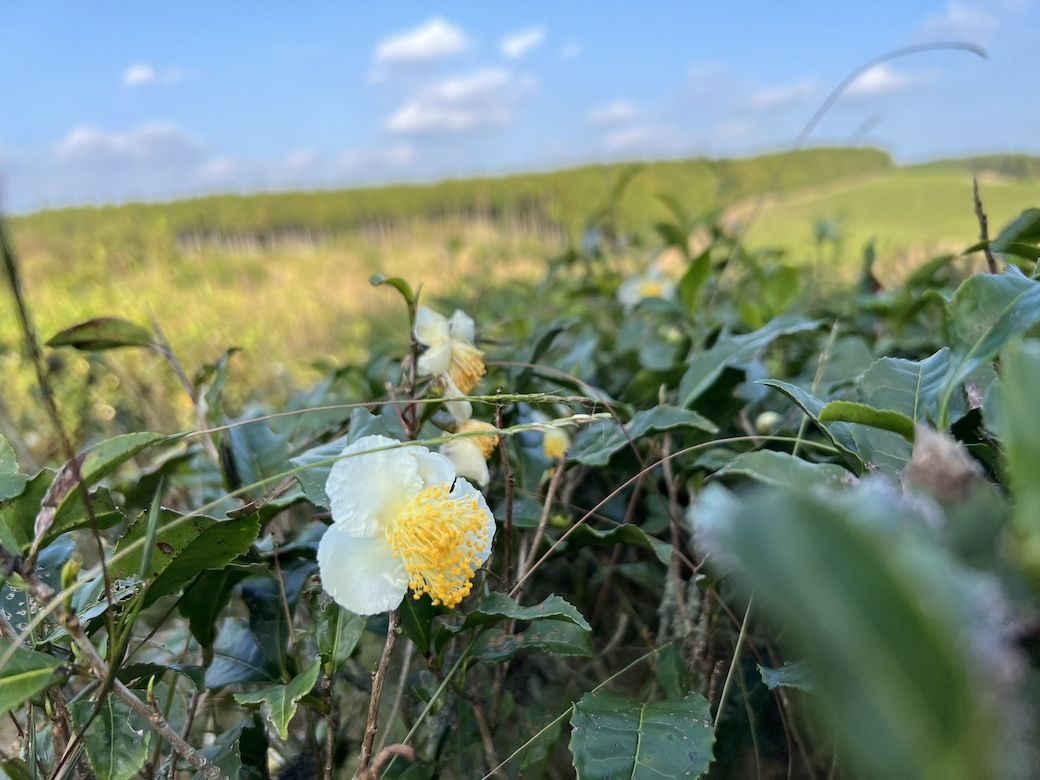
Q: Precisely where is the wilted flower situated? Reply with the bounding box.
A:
[617,270,676,308]
[440,419,499,488]
[318,434,495,614]
[414,306,486,395]
[531,411,570,461]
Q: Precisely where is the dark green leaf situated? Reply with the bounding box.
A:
[234,660,321,740]
[400,594,443,655]
[46,317,154,351]
[819,401,915,443]
[315,601,366,671]
[679,316,821,408]
[0,436,26,503]
[564,524,671,565]
[71,695,151,780]
[0,641,62,713]
[569,405,717,466]
[569,690,714,779]
[715,450,854,490]
[1000,342,1040,549]
[473,620,592,663]
[991,208,1040,254]
[461,593,590,631]
[758,379,864,474]
[108,510,259,603]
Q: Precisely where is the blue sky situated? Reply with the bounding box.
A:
[1,1,1038,211]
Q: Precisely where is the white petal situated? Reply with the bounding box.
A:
[414,306,449,348]
[447,309,476,344]
[617,277,642,307]
[412,448,457,488]
[318,524,408,615]
[417,341,453,378]
[451,477,496,564]
[440,440,490,488]
[657,278,677,301]
[325,435,422,536]
[442,375,472,422]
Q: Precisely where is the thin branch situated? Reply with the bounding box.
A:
[355,610,400,779]
[973,174,999,274]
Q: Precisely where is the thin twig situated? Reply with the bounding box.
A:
[714,594,754,735]
[375,640,414,754]
[495,395,515,588]
[355,610,400,779]
[973,174,999,274]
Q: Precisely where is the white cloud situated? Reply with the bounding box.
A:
[560,41,582,59]
[845,64,934,96]
[55,122,210,165]
[603,125,680,154]
[587,99,636,125]
[747,78,815,110]
[918,2,999,43]
[122,63,187,88]
[374,18,469,64]
[384,67,534,135]
[122,64,156,87]
[500,27,545,60]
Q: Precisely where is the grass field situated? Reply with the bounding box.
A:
[740,168,1040,275]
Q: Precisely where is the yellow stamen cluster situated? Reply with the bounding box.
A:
[457,419,499,458]
[449,341,486,395]
[543,428,570,461]
[385,484,489,607]
[637,280,665,299]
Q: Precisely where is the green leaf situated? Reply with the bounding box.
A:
[117,663,205,691]
[206,618,282,688]
[758,380,864,474]
[461,593,591,631]
[715,450,855,490]
[569,690,714,780]
[473,620,592,663]
[568,405,717,466]
[819,401,915,443]
[699,483,1010,779]
[0,641,61,713]
[180,565,268,648]
[46,317,155,351]
[399,593,444,655]
[315,601,366,671]
[234,660,321,740]
[564,524,671,565]
[1000,342,1040,552]
[991,208,1040,254]
[0,436,26,503]
[108,511,259,603]
[0,469,120,554]
[941,268,1040,425]
[678,252,711,314]
[679,316,821,408]
[758,661,815,694]
[369,273,415,304]
[71,695,151,780]
[228,418,291,488]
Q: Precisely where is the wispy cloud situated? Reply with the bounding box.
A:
[917,2,1000,43]
[746,78,815,110]
[384,68,535,135]
[500,27,546,60]
[603,124,681,154]
[122,63,188,88]
[587,99,636,125]
[374,18,470,65]
[845,64,934,96]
